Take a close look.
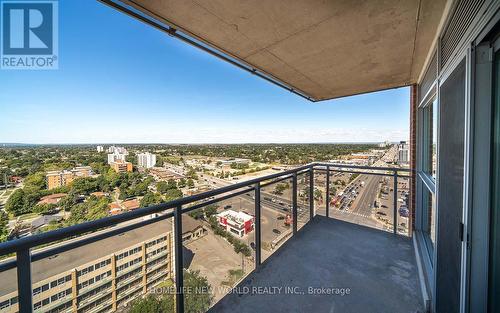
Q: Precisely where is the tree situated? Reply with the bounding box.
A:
[273,183,288,195]
[129,294,173,313]
[140,192,163,207]
[167,179,177,190]
[329,186,337,196]
[314,188,323,201]
[64,196,110,226]
[5,189,27,216]
[189,209,204,220]
[23,172,46,190]
[129,270,211,313]
[177,178,187,188]
[71,177,99,195]
[33,203,57,214]
[0,211,9,242]
[164,189,182,201]
[203,205,217,218]
[156,157,164,167]
[184,270,213,313]
[59,193,79,212]
[187,178,195,188]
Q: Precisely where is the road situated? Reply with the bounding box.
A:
[350,174,379,216]
[200,173,311,259]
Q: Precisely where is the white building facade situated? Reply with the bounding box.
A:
[137,152,157,169]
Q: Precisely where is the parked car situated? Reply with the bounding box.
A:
[399,208,410,217]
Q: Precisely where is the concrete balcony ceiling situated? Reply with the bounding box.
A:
[120,0,446,100]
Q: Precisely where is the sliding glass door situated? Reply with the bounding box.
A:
[489,45,500,313]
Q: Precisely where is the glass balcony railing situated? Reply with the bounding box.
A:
[0,163,409,313]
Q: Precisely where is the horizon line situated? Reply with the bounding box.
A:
[0,141,403,146]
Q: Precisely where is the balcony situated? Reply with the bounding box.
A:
[210,216,422,313]
[0,163,414,313]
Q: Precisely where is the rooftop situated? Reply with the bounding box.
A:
[210,216,423,313]
[182,214,205,233]
[0,219,172,296]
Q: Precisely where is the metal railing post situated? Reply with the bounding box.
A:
[292,173,298,235]
[254,183,261,268]
[325,165,330,218]
[174,205,184,313]
[17,248,32,313]
[309,166,314,220]
[393,172,398,234]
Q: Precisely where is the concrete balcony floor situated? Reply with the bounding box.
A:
[209,216,424,313]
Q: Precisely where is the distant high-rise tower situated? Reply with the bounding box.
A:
[398,141,409,164]
[107,146,128,155]
[96,145,104,152]
[107,152,126,164]
[137,152,157,169]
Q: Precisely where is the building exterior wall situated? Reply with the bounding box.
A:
[0,233,172,313]
[137,153,156,169]
[46,167,92,190]
[410,84,417,235]
[110,162,133,173]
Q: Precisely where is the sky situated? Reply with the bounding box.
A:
[0,1,409,144]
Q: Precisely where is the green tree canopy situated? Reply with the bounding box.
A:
[140,192,163,207]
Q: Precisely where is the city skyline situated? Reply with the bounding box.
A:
[0,1,410,144]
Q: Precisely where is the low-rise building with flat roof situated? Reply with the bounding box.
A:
[0,219,173,313]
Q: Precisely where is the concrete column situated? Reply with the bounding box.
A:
[409,84,418,235]
[71,269,78,312]
[142,243,147,293]
[111,255,117,311]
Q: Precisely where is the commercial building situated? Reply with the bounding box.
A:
[110,160,133,173]
[216,210,254,237]
[0,219,173,313]
[137,152,156,169]
[46,166,93,190]
[149,168,184,181]
[181,215,207,244]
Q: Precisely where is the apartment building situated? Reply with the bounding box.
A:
[96,146,104,153]
[398,141,410,165]
[106,147,127,155]
[137,153,156,169]
[107,153,126,165]
[0,219,173,313]
[46,167,93,190]
[110,160,133,173]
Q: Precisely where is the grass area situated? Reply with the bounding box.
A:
[17,212,40,221]
[221,269,244,286]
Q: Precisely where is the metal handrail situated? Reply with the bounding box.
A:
[0,162,410,313]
